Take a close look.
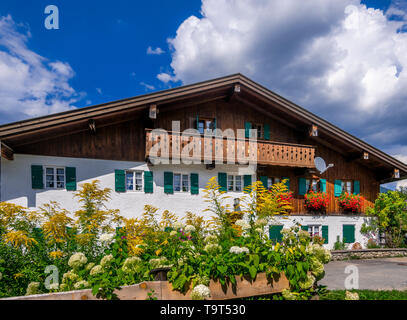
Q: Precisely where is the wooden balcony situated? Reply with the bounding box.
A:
[145,129,315,168]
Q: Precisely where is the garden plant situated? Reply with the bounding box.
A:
[0,178,331,300]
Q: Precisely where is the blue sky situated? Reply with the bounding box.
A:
[0,0,407,189]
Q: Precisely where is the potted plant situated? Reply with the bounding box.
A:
[338,193,364,213]
[304,191,329,213]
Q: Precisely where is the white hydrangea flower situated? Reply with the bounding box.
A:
[74,280,89,290]
[204,243,222,254]
[170,230,178,237]
[68,252,88,270]
[100,254,114,267]
[345,291,359,300]
[191,284,211,300]
[90,265,104,276]
[184,225,196,233]
[62,271,79,284]
[99,233,114,243]
[235,219,250,230]
[204,235,218,244]
[122,256,142,274]
[255,219,268,227]
[229,246,250,254]
[26,282,41,296]
[255,228,263,233]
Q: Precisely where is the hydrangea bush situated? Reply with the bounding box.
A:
[0,178,331,300]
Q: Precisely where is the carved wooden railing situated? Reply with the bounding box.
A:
[145,129,315,168]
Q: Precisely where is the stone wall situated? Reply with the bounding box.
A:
[331,248,407,261]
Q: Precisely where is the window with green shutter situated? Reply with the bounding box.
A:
[164,172,174,194]
[260,176,268,189]
[31,165,44,189]
[66,167,77,191]
[190,173,199,195]
[245,122,252,139]
[269,225,284,243]
[218,172,227,192]
[282,177,290,190]
[115,170,126,192]
[320,179,327,193]
[298,178,307,196]
[343,225,355,243]
[322,225,329,244]
[243,175,252,193]
[144,171,154,193]
[334,180,342,197]
[264,124,270,140]
[353,181,360,195]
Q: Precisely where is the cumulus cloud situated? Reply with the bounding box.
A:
[160,0,407,162]
[0,15,78,124]
[147,46,165,55]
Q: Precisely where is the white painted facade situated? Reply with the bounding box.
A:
[0,154,255,220]
[1,153,373,249]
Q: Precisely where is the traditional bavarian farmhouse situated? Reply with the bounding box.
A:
[0,74,406,248]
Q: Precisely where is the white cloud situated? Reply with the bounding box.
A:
[147,46,165,55]
[140,82,155,91]
[96,88,102,94]
[160,0,407,162]
[157,72,175,83]
[0,15,78,123]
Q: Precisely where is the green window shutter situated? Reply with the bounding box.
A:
[282,177,290,190]
[115,169,126,192]
[245,122,252,139]
[322,225,329,244]
[31,165,44,189]
[244,175,252,193]
[301,225,308,232]
[343,225,355,243]
[298,178,307,196]
[320,179,327,193]
[218,172,227,192]
[269,225,284,243]
[65,167,77,191]
[144,171,154,193]
[164,172,174,194]
[190,173,199,195]
[264,124,270,140]
[260,176,268,189]
[354,181,360,195]
[334,180,342,197]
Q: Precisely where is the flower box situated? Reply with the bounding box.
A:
[2,272,289,300]
[304,192,329,212]
[338,193,364,213]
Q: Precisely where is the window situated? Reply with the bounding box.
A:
[126,171,143,191]
[266,177,281,189]
[252,123,264,139]
[305,179,319,193]
[308,225,321,237]
[227,175,243,192]
[341,180,352,194]
[174,174,189,192]
[45,167,65,189]
[196,118,215,134]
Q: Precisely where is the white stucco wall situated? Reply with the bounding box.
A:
[1,154,255,220]
[270,215,373,249]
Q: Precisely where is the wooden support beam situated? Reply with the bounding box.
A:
[1,142,14,160]
[88,119,96,134]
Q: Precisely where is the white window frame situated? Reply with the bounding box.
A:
[125,170,144,192]
[342,180,352,194]
[227,175,243,192]
[306,179,319,193]
[44,166,66,190]
[174,173,189,193]
[308,225,322,237]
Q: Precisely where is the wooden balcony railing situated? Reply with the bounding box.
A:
[145,129,315,168]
